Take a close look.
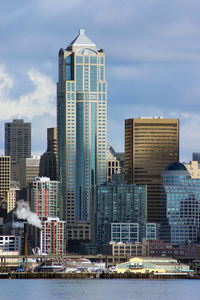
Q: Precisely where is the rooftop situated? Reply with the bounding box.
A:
[67,29,96,49]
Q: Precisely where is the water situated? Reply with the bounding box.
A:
[0,279,199,300]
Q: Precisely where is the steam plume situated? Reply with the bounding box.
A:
[16,200,42,229]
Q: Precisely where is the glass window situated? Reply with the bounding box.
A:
[90,56,97,64]
[76,56,83,63]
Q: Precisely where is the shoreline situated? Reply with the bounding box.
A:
[0,272,199,280]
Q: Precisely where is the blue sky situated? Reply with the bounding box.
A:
[1,0,200,161]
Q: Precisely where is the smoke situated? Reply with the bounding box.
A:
[16,200,42,229]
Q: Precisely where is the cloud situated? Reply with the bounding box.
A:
[0,64,56,120]
[0,65,13,97]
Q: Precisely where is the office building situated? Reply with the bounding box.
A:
[30,177,61,220]
[106,144,121,182]
[145,223,159,240]
[184,161,200,178]
[125,117,179,222]
[160,162,200,244]
[111,223,139,243]
[0,235,21,253]
[57,29,107,227]
[5,119,31,181]
[19,157,40,189]
[39,128,58,180]
[0,156,11,201]
[7,188,20,213]
[41,217,66,255]
[91,182,147,245]
[193,153,200,163]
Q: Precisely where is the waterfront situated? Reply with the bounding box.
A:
[0,279,200,300]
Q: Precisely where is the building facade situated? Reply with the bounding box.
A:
[193,153,200,163]
[19,157,40,189]
[5,119,31,181]
[7,188,19,213]
[125,117,179,222]
[160,162,200,244]
[0,156,10,201]
[106,144,121,182]
[91,182,147,245]
[39,127,58,181]
[184,160,200,178]
[0,235,21,253]
[41,217,66,255]
[30,177,61,220]
[57,29,107,226]
[111,223,139,243]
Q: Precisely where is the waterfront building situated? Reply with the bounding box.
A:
[91,182,147,245]
[57,29,107,229]
[103,241,149,256]
[39,128,58,180]
[5,119,31,181]
[30,177,61,220]
[19,157,40,189]
[125,117,179,222]
[103,239,199,257]
[160,162,200,244]
[116,257,192,275]
[41,217,66,255]
[0,156,10,201]
[0,235,21,253]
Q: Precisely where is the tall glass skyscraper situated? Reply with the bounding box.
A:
[57,29,107,225]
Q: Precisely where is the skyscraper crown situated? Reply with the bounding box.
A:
[66,29,96,49]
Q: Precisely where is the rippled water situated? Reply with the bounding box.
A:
[0,279,200,300]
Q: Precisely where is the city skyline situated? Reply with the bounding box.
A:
[1,1,200,161]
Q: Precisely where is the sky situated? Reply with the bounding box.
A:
[1,0,200,162]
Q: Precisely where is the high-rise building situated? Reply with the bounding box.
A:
[30,177,61,220]
[192,153,200,163]
[5,119,31,181]
[41,217,66,255]
[125,117,179,222]
[184,161,200,178]
[39,128,58,180]
[7,188,20,213]
[106,144,121,182]
[57,29,107,225]
[91,182,147,245]
[160,162,199,244]
[0,156,11,201]
[19,157,40,189]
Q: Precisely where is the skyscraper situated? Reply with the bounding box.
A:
[160,162,199,244]
[125,117,179,222]
[5,119,31,181]
[39,128,58,180]
[57,29,107,226]
[0,156,10,201]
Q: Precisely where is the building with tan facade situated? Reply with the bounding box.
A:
[0,156,11,201]
[125,117,179,222]
[184,160,200,178]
